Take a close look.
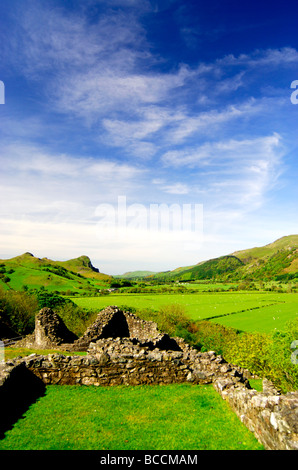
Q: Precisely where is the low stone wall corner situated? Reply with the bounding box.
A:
[214,378,298,450]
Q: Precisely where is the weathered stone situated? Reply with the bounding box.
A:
[16,308,78,349]
[16,305,182,353]
[220,364,232,373]
[214,377,298,450]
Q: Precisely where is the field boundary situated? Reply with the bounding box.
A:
[205,301,286,322]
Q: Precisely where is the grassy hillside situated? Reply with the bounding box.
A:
[232,235,298,262]
[171,256,243,281]
[145,235,298,282]
[145,256,243,282]
[231,235,298,280]
[0,252,112,294]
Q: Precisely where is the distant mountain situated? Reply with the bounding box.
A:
[1,235,297,291]
[0,252,112,293]
[147,255,243,282]
[145,235,298,282]
[114,270,157,279]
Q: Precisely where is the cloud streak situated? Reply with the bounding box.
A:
[0,144,145,224]
[161,133,283,211]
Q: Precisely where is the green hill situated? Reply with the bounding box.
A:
[147,256,243,282]
[230,235,298,281]
[145,235,298,282]
[0,253,112,294]
[231,235,298,263]
[172,255,243,281]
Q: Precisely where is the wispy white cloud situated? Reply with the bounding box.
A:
[0,144,145,225]
[52,64,191,124]
[161,183,190,195]
[162,133,284,211]
[5,2,296,154]
[217,47,298,68]
[1,143,143,179]
[9,2,146,74]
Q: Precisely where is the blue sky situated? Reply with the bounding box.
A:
[0,0,298,274]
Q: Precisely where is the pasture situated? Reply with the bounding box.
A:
[72,291,298,334]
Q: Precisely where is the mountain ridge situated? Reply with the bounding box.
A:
[1,235,297,287]
[139,235,298,281]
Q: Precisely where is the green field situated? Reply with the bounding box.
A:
[0,384,263,450]
[72,291,298,334]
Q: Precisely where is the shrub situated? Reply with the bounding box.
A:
[222,319,298,392]
[35,289,67,309]
[266,320,298,392]
[55,303,97,337]
[194,321,239,355]
[34,288,97,337]
[0,287,38,335]
[150,308,298,392]
[156,304,191,337]
[223,331,273,376]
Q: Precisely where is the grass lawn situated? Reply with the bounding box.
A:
[0,384,264,450]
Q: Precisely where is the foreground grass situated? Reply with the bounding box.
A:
[0,384,263,450]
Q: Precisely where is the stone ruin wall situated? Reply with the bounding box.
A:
[19,306,179,351]
[214,378,298,451]
[1,305,298,450]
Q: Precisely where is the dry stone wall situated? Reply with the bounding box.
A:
[214,378,298,450]
[18,337,250,388]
